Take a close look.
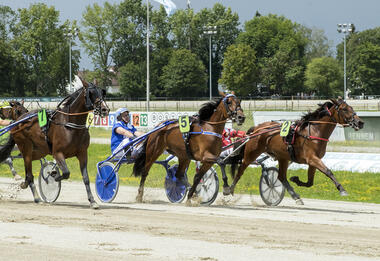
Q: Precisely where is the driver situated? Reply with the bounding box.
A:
[219,128,245,159]
[111,107,145,158]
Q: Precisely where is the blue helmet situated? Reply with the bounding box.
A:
[115,107,129,119]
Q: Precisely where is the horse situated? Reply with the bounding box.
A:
[0,101,28,121]
[228,98,364,205]
[0,80,109,208]
[133,93,245,205]
[0,101,29,180]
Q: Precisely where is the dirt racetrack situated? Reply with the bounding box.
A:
[0,177,379,261]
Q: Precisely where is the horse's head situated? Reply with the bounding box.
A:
[330,98,364,131]
[82,80,110,117]
[222,94,245,125]
[0,101,28,120]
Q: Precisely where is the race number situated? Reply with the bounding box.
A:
[38,109,47,128]
[132,114,140,126]
[86,112,94,128]
[280,120,291,137]
[179,116,190,133]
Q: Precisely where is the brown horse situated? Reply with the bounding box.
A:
[133,94,245,204]
[0,101,28,121]
[0,101,29,180]
[228,98,364,205]
[0,80,109,208]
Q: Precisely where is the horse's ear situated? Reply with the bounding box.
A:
[79,77,89,88]
[21,100,24,106]
[9,101,14,106]
[219,90,226,97]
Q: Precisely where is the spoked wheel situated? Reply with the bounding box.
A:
[164,164,188,203]
[259,167,285,206]
[38,161,61,203]
[195,167,219,206]
[95,162,119,203]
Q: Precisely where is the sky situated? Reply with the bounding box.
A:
[3,0,380,70]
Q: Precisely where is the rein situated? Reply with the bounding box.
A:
[201,120,227,125]
[56,110,93,116]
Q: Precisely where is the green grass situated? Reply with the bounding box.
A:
[2,144,379,204]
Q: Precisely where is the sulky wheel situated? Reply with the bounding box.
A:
[195,167,219,206]
[38,161,61,203]
[259,167,285,206]
[95,162,119,203]
[164,164,188,203]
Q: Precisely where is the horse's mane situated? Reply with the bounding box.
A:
[198,97,223,121]
[296,101,334,130]
[60,87,84,108]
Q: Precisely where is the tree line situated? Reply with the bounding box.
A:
[1,1,379,98]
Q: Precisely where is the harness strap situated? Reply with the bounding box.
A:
[308,136,329,142]
[189,129,222,138]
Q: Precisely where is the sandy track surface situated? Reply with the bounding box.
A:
[0,177,379,261]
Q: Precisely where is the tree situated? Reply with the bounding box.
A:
[219,44,258,96]
[237,14,308,95]
[81,2,116,87]
[119,61,146,98]
[337,27,380,95]
[303,27,333,63]
[111,0,146,67]
[304,57,342,97]
[0,5,15,41]
[160,49,207,97]
[170,4,240,96]
[11,3,78,95]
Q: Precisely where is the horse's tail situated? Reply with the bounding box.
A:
[133,139,148,177]
[229,145,245,179]
[0,135,16,163]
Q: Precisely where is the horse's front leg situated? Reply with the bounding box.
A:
[20,154,41,203]
[277,160,303,205]
[77,151,98,209]
[290,166,316,187]
[308,156,347,196]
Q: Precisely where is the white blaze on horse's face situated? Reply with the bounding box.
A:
[224,95,245,125]
[335,101,364,131]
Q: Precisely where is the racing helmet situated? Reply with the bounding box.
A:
[115,107,129,120]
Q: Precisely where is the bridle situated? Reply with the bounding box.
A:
[222,94,243,123]
[57,85,108,116]
[325,101,357,126]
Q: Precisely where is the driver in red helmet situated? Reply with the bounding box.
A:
[220,128,245,159]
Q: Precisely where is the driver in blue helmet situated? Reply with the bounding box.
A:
[111,107,145,158]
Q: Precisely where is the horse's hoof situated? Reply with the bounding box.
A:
[54,175,62,182]
[19,182,28,189]
[34,198,43,204]
[289,176,298,183]
[295,199,304,205]
[185,199,192,207]
[340,190,348,196]
[223,187,231,196]
[136,196,143,203]
[90,202,99,209]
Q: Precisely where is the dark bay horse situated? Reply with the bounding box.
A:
[228,98,364,205]
[0,80,109,208]
[133,94,245,205]
[0,101,28,121]
[0,101,29,180]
